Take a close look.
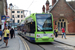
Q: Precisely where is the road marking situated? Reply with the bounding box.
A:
[55,46,74,50]
[19,36,30,50]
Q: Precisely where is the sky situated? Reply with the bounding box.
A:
[7,0,71,13]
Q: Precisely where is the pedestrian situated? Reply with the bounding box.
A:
[54,29,56,36]
[3,27,10,47]
[61,27,66,39]
[0,29,3,41]
[55,27,58,38]
[10,28,14,39]
[8,27,11,31]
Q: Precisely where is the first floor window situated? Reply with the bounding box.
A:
[17,15,20,18]
[17,11,20,13]
[21,15,23,18]
[12,11,15,13]
[12,15,14,18]
[13,20,14,23]
[17,20,19,23]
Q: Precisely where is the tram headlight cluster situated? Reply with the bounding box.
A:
[37,35,40,37]
[51,34,53,37]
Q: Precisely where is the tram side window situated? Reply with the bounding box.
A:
[25,22,35,33]
[26,23,30,33]
[30,22,35,33]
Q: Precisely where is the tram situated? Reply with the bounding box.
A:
[19,13,54,43]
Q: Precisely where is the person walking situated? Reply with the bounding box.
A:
[10,28,14,39]
[0,29,3,41]
[54,29,56,37]
[61,27,66,39]
[3,27,10,47]
[55,27,58,38]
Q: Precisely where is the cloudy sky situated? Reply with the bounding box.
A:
[7,0,71,13]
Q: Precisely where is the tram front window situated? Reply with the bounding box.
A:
[36,14,52,31]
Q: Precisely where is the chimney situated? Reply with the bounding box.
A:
[42,5,45,13]
[46,0,50,12]
[52,0,56,6]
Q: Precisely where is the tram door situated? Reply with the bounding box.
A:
[57,18,68,34]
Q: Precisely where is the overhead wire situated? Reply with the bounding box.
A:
[27,0,34,9]
[24,0,34,18]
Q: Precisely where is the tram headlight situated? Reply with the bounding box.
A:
[37,35,40,37]
[51,35,53,37]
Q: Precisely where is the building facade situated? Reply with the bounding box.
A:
[0,0,7,29]
[43,0,75,34]
[8,9,25,27]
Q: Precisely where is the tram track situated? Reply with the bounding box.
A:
[19,34,45,50]
[38,45,45,50]
[18,34,74,50]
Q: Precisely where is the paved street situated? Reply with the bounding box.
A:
[54,35,75,47]
[21,35,74,50]
[0,31,75,50]
[0,32,25,50]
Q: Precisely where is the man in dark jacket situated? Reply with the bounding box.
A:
[10,28,14,39]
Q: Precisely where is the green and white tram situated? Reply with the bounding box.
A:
[20,13,54,43]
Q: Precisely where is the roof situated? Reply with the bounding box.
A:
[68,1,75,10]
[47,0,75,13]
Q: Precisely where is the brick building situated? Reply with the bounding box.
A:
[43,0,75,34]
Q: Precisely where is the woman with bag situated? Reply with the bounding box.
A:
[3,27,10,47]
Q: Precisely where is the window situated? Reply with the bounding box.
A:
[17,20,19,23]
[13,20,14,23]
[12,11,15,13]
[61,22,63,29]
[62,19,64,21]
[12,15,14,18]
[17,15,20,18]
[57,18,67,31]
[58,22,60,31]
[59,19,61,21]
[25,21,35,33]
[21,11,23,13]
[21,15,23,18]
[64,22,66,31]
[36,14,52,31]
[17,11,20,13]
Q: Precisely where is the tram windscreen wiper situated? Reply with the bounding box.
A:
[37,26,46,34]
